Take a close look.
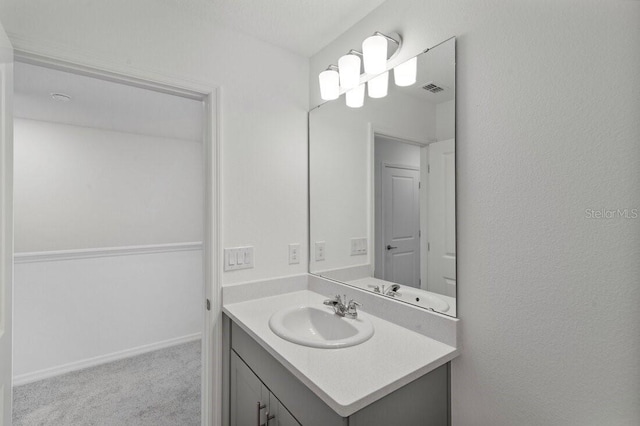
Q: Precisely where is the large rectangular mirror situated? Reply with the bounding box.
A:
[309,37,456,316]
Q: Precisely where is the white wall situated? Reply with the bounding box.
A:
[0,0,310,284]
[310,1,640,425]
[13,248,202,384]
[310,90,434,273]
[13,119,203,252]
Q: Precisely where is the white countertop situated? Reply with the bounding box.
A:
[346,276,457,317]
[223,289,459,417]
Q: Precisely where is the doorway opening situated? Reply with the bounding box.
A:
[373,132,455,297]
[10,58,215,425]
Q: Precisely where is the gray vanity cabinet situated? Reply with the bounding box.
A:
[225,316,449,426]
[230,351,300,426]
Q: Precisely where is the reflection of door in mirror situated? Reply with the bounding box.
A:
[374,136,422,288]
[427,139,456,297]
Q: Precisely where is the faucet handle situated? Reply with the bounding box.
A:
[345,300,362,318]
[367,284,381,293]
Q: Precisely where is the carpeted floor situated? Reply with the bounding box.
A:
[13,340,201,426]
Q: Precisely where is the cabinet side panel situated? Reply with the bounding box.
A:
[222,315,231,426]
[349,364,448,426]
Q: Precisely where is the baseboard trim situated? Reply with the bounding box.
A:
[14,242,203,264]
[13,333,202,386]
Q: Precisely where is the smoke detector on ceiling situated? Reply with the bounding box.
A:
[50,93,71,102]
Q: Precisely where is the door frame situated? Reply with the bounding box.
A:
[5,47,222,426]
[367,124,434,284]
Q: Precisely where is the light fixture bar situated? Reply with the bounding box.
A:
[373,31,400,45]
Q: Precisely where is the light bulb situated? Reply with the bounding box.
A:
[346,84,365,108]
[394,57,417,87]
[362,35,387,75]
[338,54,361,90]
[367,72,388,98]
[319,69,340,100]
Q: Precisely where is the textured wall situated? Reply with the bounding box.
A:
[310,1,640,424]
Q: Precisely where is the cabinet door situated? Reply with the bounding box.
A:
[268,394,301,426]
[231,352,269,426]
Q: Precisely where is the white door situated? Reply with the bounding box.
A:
[427,139,456,297]
[0,22,13,426]
[382,165,420,287]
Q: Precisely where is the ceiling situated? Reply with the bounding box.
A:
[14,62,204,141]
[206,0,387,56]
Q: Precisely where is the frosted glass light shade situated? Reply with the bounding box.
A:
[319,69,340,100]
[346,84,365,108]
[367,72,389,98]
[338,54,361,90]
[394,57,417,87]
[363,35,387,75]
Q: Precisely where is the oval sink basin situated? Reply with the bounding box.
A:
[396,287,449,312]
[269,306,374,349]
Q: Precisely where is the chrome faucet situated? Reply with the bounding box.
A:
[323,294,361,319]
[384,284,401,297]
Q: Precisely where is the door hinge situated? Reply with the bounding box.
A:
[428,164,430,173]
[419,181,421,189]
[428,242,430,251]
[206,299,211,311]
[419,230,421,237]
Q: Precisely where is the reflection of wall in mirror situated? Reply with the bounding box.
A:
[309,89,435,274]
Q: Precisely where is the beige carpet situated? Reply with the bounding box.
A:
[13,340,201,426]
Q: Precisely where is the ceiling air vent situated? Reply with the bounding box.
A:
[422,83,444,93]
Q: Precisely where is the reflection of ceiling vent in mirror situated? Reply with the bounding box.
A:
[422,82,444,93]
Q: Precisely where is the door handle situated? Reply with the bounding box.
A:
[386,245,398,250]
[256,402,266,426]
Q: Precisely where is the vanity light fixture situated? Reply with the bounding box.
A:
[338,51,361,90]
[393,56,418,87]
[319,65,340,101]
[346,84,365,108]
[318,31,405,108]
[367,71,389,98]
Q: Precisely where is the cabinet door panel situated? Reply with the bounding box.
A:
[231,351,267,426]
[268,394,301,426]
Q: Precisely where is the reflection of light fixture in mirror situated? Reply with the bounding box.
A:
[319,66,340,101]
[346,84,365,108]
[367,72,388,98]
[338,53,361,90]
[394,57,417,87]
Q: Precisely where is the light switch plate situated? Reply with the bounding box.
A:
[315,241,326,261]
[288,243,300,264]
[224,246,254,271]
[350,237,367,256]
